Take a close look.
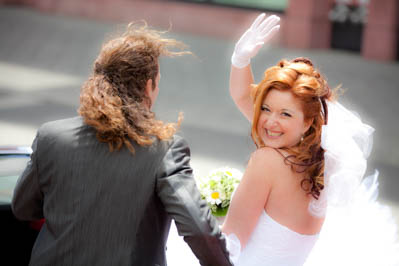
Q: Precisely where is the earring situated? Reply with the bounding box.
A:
[300,135,304,142]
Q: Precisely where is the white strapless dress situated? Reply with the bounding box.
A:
[165,209,319,266]
[166,175,399,266]
[227,175,399,266]
[232,210,319,266]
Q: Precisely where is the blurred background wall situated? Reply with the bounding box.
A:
[1,0,398,61]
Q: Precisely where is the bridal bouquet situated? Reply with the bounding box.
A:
[197,167,242,217]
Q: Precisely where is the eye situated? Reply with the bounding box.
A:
[282,112,292,117]
[261,105,270,112]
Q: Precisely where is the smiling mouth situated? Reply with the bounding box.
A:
[266,129,283,138]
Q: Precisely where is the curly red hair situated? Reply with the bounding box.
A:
[251,57,335,199]
[78,22,189,153]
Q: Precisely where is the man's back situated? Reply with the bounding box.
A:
[13,117,171,265]
[12,117,232,266]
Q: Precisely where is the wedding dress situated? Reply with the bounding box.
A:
[225,174,399,266]
[225,101,399,266]
[233,210,318,266]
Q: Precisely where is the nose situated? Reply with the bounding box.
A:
[265,113,278,128]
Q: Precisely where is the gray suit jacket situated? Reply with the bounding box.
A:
[11,117,232,266]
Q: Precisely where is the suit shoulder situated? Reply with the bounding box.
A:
[146,134,188,159]
[36,117,84,144]
[171,134,189,147]
[39,116,83,133]
[169,134,190,155]
[155,134,192,178]
[156,134,188,151]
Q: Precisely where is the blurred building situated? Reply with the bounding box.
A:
[283,0,398,61]
[0,0,397,61]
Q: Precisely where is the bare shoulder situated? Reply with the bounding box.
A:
[244,147,287,187]
[249,147,286,169]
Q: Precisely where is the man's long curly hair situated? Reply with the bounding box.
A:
[251,57,335,200]
[78,22,189,153]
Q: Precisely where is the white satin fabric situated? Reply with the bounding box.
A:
[232,210,319,266]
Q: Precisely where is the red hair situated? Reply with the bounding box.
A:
[251,57,334,199]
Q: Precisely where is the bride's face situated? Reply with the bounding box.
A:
[257,89,312,148]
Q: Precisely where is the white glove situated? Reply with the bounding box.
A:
[232,13,280,69]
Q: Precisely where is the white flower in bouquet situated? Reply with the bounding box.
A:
[197,167,242,217]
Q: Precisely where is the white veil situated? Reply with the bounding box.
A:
[305,101,399,266]
[308,101,375,217]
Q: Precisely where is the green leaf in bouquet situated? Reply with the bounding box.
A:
[221,200,230,208]
[212,206,229,217]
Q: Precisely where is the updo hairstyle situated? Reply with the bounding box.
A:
[251,57,335,199]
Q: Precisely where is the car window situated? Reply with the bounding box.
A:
[0,156,29,204]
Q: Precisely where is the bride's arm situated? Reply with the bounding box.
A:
[222,148,277,249]
[230,13,280,121]
[230,65,255,122]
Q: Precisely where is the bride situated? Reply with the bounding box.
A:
[221,14,399,266]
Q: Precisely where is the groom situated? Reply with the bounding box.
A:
[11,23,232,266]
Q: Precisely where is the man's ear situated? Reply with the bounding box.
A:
[145,78,153,99]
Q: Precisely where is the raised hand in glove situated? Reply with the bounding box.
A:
[231,13,280,69]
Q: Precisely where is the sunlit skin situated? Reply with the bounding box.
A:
[225,15,326,252]
[222,87,323,249]
[257,89,312,149]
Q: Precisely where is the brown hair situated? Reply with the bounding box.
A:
[251,57,335,199]
[78,22,190,153]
